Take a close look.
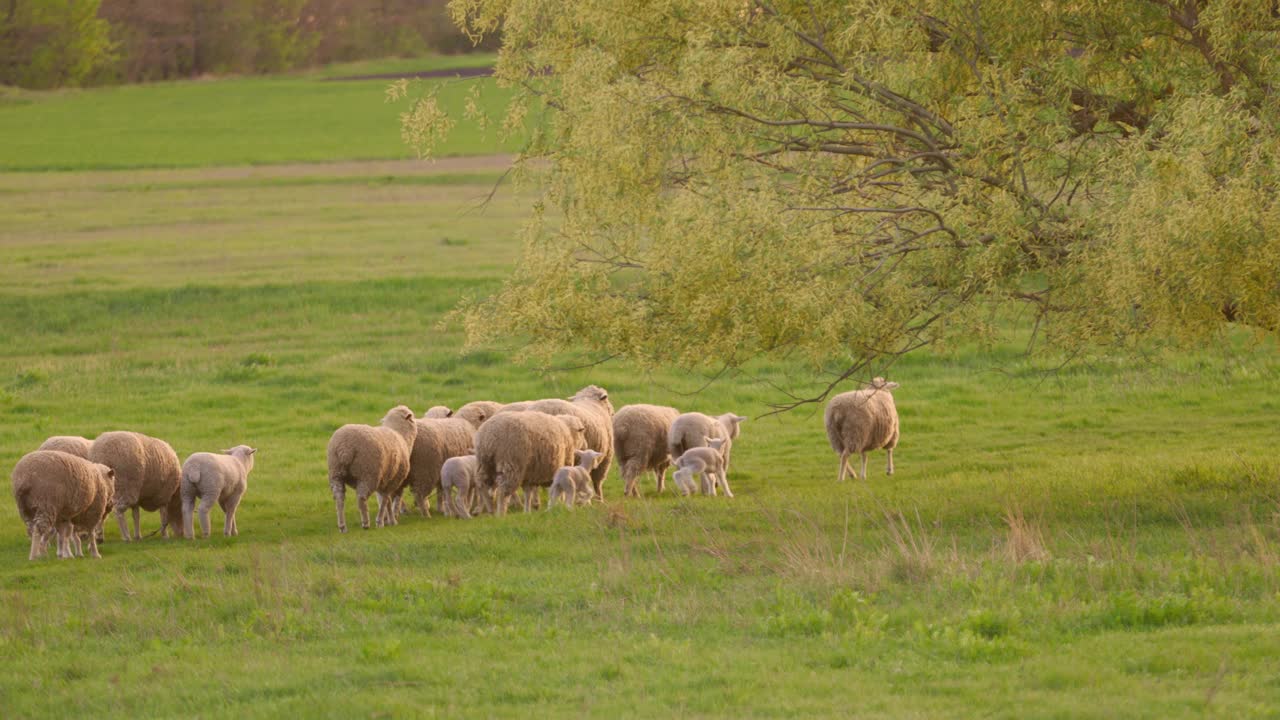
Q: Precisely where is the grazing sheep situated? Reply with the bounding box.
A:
[180,445,256,539]
[88,431,182,542]
[671,439,728,497]
[548,449,603,509]
[396,415,475,517]
[67,464,115,558]
[326,405,417,532]
[11,450,115,560]
[511,386,615,500]
[668,412,748,479]
[456,401,506,429]
[38,435,93,459]
[825,377,900,481]
[423,405,454,419]
[439,454,479,518]
[474,411,587,515]
[612,404,681,497]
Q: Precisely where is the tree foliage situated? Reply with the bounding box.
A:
[0,0,116,89]
[408,0,1280,396]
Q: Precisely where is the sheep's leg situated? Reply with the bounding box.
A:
[222,488,244,537]
[718,470,734,498]
[837,451,848,482]
[522,488,534,513]
[114,505,132,542]
[886,448,895,476]
[656,462,669,494]
[182,484,198,539]
[87,531,101,559]
[130,506,141,541]
[859,452,868,481]
[357,492,372,530]
[72,529,84,558]
[435,488,445,517]
[28,520,50,560]
[331,479,347,533]
[416,490,432,519]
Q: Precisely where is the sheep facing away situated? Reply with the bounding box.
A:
[474,411,587,515]
[326,405,417,532]
[396,415,475,517]
[671,438,728,497]
[510,386,615,500]
[612,404,681,497]
[38,436,93,459]
[181,445,256,538]
[88,431,182,542]
[825,377,900,481]
[668,412,748,490]
[11,450,116,560]
[423,406,454,419]
[548,449,603,509]
[439,454,479,519]
[455,401,505,430]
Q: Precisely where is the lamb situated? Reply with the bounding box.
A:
[439,453,479,518]
[668,411,748,486]
[11,450,116,560]
[423,405,454,419]
[396,414,475,516]
[456,401,506,429]
[612,404,681,497]
[474,411,587,515]
[508,386,615,500]
[326,405,417,532]
[88,431,183,542]
[825,377,900,481]
[671,438,729,497]
[37,435,93,459]
[180,445,256,538]
[548,449,603,509]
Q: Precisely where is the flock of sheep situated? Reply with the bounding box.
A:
[9,378,901,559]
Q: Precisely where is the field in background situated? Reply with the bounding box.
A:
[2,64,1280,718]
[0,54,511,171]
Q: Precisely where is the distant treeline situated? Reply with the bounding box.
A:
[0,0,496,89]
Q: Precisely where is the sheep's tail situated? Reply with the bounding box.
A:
[13,484,34,524]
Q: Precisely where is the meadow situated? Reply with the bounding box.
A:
[1,59,1279,718]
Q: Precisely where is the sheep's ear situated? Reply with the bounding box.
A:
[248,447,257,455]
[734,415,748,422]
[885,381,899,390]
[222,448,233,454]
[446,409,454,417]
[104,468,115,479]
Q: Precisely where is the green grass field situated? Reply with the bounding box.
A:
[2,62,1280,718]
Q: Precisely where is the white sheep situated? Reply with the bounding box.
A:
[423,405,454,419]
[394,414,475,517]
[548,449,603,509]
[474,411,587,515]
[612,404,681,497]
[326,405,417,532]
[668,412,747,492]
[37,435,93,459]
[11,450,116,560]
[671,438,728,497]
[455,400,506,429]
[825,377,900,481]
[506,386,615,500]
[439,453,479,519]
[88,431,183,541]
[180,445,256,538]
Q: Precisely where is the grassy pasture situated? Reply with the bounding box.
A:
[2,68,1280,718]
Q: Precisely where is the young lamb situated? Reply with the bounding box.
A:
[825,377,900,481]
[88,431,183,542]
[508,386,615,500]
[612,404,681,497]
[455,400,506,429]
[326,405,417,532]
[423,405,454,419]
[394,414,475,517]
[668,412,747,480]
[439,454,479,518]
[474,411,587,515]
[11,450,116,560]
[671,438,729,497]
[548,449,603,509]
[38,435,93,459]
[180,445,256,539]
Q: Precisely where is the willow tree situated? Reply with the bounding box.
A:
[402,0,1280,401]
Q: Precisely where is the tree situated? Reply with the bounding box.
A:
[0,0,116,88]
[405,0,1280,403]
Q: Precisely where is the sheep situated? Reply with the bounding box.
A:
[395,414,475,517]
[88,431,183,542]
[456,400,506,429]
[439,453,479,518]
[474,411,587,515]
[37,435,93,459]
[326,405,417,532]
[11,450,115,560]
[612,404,681,497]
[671,438,729,497]
[180,445,256,539]
[548,449,603,509]
[67,464,115,558]
[508,385,615,500]
[668,411,748,489]
[423,405,454,419]
[825,377,900,481]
